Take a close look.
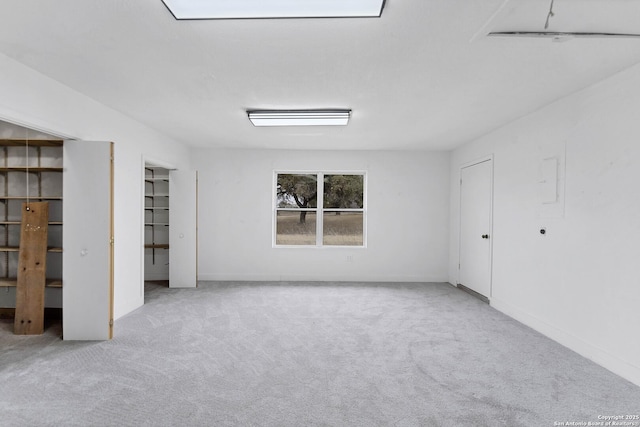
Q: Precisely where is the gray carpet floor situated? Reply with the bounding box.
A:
[0,281,638,427]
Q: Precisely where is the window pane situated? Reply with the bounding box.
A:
[323,211,363,246]
[323,174,364,209]
[276,211,316,245]
[277,174,318,208]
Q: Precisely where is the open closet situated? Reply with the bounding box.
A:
[143,162,198,291]
[144,164,170,286]
[0,122,63,334]
[0,119,114,340]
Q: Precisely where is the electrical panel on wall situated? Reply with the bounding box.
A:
[537,141,566,219]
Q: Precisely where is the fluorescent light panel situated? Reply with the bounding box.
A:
[162,0,385,19]
[248,110,351,127]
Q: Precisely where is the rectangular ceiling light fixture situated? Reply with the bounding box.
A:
[162,0,385,20]
[247,110,351,127]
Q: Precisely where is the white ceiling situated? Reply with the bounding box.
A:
[1,0,640,151]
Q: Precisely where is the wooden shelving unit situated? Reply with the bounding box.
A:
[0,140,63,292]
[144,167,169,265]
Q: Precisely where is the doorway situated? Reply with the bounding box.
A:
[142,163,197,293]
[0,122,64,335]
[144,163,170,291]
[458,158,493,301]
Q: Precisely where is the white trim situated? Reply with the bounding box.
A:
[141,156,176,296]
[197,274,444,283]
[316,173,324,246]
[459,154,493,169]
[140,156,146,298]
[273,244,368,250]
[0,111,78,140]
[458,154,494,297]
[145,157,177,171]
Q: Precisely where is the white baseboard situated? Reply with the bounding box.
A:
[197,273,447,283]
[491,297,640,388]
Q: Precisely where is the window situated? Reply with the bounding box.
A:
[275,172,365,247]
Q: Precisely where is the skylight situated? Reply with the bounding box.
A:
[162,0,385,20]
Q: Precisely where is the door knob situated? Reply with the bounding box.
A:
[481,234,489,239]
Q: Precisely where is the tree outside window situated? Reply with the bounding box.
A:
[275,172,365,247]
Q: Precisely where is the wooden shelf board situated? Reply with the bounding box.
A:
[0,167,63,172]
[0,221,63,225]
[0,279,62,288]
[0,139,63,147]
[145,244,169,249]
[144,207,169,210]
[144,194,169,197]
[145,223,169,226]
[0,247,62,253]
[145,178,169,182]
[0,196,63,200]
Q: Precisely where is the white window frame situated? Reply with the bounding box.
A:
[273,171,367,248]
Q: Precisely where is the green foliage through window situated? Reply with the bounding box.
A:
[275,172,365,246]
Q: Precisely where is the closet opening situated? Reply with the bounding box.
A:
[144,163,170,294]
[0,120,63,336]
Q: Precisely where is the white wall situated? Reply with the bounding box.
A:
[0,52,191,320]
[449,63,640,387]
[194,148,450,282]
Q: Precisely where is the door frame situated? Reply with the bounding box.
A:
[141,156,176,297]
[458,154,494,299]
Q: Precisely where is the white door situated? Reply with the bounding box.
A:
[63,140,114,340]
[459,159,493,299]
[169,170,197,288]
